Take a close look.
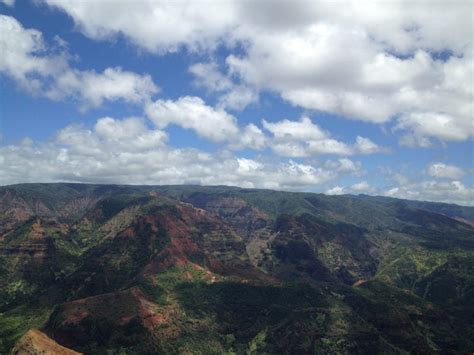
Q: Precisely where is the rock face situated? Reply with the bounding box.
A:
[1,183,473,354]
[11,329,82,355]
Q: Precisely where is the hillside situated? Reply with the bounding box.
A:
[11,329,82,355]
[1,183,473,354]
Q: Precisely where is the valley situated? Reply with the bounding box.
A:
[1,183,473,354]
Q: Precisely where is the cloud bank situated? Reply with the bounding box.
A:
[37,0,474,145]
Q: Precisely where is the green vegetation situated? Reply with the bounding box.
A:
[0,303,51,353]
[0,183,473,353]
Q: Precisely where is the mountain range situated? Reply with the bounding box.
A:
[1,183,473,354]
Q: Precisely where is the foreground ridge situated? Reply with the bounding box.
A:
[11,329,82,355]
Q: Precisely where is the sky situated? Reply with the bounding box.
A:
[0,0,472,205]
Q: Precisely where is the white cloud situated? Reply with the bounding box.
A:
[236,1,471,55]
[41,0,472,55]
[240,6,469,143]
[56,117,168,155]
[143,97,377,154]
[262,116,352,156]
[0,15,159,109]
[229,124,266,150]
[45,0,469,142]
[263,116,326,141]
[326,159,474,206]
[0,117,362,190]
[427,162,465,180]
[41,0,237,53]
[326,186,346,195]
[384,180,474,206]
[228,23,394,122]
[398,134,433,148]
[324,174,474,206]
[354,136,385,154]
[10,2,471,142]
[0,15,67,92]
[306,139,354,156]
[351,181,373,192]
[280,89,395,124]
[396,111,472,144]
[145,96,239,143]
[324,158,362,175]
[144,95,264,149]
[189,61,258,110]
[326,181,375,196]
[228,25,473,143]
[262,116,384,157]
[217,85,258,111]
[189,62,233,92]
[50,67,159,110]
[1,0,15,7]
[380,164,474,205]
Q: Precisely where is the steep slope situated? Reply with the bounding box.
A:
[11,329,81,355]
[0,218,78,310]
[353,194,474,224]
[0,183,473,354]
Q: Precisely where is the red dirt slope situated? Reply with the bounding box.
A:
[11,329,82,355]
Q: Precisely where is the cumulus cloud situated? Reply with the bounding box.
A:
[262,116,384,157]
[14,1,470,142]
[41,1,471,56]
[41,0,238,53]
[189,61,258,110]
[326,186,346,195]
[326,181,375,195]
[323,158,362,175]
[385,180,474,206]
[0,15,67,92]
[354,136,386,154]
[189,62,233,93]
[145,96,239,143]
[80,117,167,149]
[263,116,326,141]
[0,15,159,109]
[262,116,351,156]
[427,162,465,180]
[144,98,372,153]
[43,0,473,144]
[0,117,362,190]
[217,85,258,111]
[229,124,266,150]
[381,163,473,205]
[50,67,159,110]
[324,161,474,205]
[325,176,474,206]
[228,23,393,122]
[396,111,472,145]
[228,27,473,143]
[143,96,267,150]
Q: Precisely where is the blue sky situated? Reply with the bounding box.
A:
[0,0,472,205]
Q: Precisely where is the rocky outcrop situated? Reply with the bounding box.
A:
[11,329,81,355]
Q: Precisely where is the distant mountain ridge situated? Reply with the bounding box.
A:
[0,183,474,221]
[352,194,474,223]
[3,182,473,221]
[1,183,473,354]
